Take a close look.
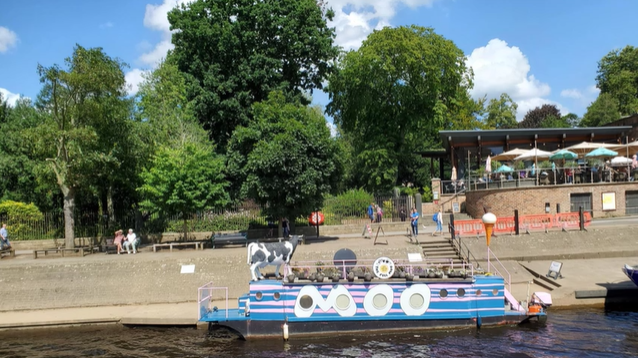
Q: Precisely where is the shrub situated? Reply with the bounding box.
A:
[0,200,44,240]
[323,189,373,217]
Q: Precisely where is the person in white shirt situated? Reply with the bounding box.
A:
[124,228,138,254]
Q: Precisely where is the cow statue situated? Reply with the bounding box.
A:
[247,235,302,281]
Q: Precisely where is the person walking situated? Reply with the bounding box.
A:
[376,205,383,223]
[399,207,407,222]
[432,209,443,236]
[367,202,375,223]
[0,223,10,250]
[410,208,419,236]
[282,218,290,239]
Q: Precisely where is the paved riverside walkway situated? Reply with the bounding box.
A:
[1,219,637,330]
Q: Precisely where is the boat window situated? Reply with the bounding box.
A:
[493,289,499,296]
[273,292,281,300]
[255,292,263,301]
[457,288,465,297]
[440,289,448,298]
[335,294,351,310]
[476,289,482,296]
[410,293,425,309]
[372,294,387,309]
[299,295,313,309]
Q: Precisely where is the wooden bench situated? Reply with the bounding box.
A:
[211,233,247,249]
[0,247,15,259]
[33,247,87,259]
[152,241,205,252]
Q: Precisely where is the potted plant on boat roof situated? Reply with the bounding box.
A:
[413,266,426,278]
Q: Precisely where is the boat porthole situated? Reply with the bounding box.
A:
[255,292,263,301]
[373,294,387,309]
[440,289,448,298]
[335,294,351,310]
[493,289,499,296]
[273,292,281,301]
[410,293,424,309]
[476,289,482,296]
[299,295,314,310]
[457,288,466,297]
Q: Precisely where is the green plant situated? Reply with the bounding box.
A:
[0,200,44,240]
[323,189,373,217]
[538,160,551,169]
[513,161,525,170]
[422,186,433,202]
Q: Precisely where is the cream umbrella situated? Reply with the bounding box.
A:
[565,141,615,157]
[513,148,553,161]
[610,140,638,157]
[491,148,528,162]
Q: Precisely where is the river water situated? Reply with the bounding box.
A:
[0,308,636,358]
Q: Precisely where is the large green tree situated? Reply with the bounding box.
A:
[168,0,339,150]
[227,92,341,224]
[484,93,518,129]
[596,45,638,115]
[580,93,621,127]
[518,104,562,129]
[30,45,130,248]
[326,25,473,192]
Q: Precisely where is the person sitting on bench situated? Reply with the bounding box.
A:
[123,229,139,254]
[114,229,125,254]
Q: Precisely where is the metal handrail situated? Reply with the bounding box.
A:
[448,223,481,270]
[487,248,512,291]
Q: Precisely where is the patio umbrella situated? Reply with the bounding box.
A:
[485,155,492,173]
[585,147,618,158]
[513,148,553,161]
[549,149,578,161]
[610,156,632,166]
[451,166,457,182]
[491,148,528,162]
[494,165,514,173]
[565,141,614,157]
[610,140,638,157]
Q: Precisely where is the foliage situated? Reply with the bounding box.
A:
[327,25,473,193]
[323,189,373,218]
[399,186,420,197]
[580,93,621,127]
[518,104,562,128]
[540,115,570,128]
[138,142,230,238]
[422,186,433,203]
[484,93,518,129]
[596,45,638,115]
[30,45,131,248]
[0,200,44,240]
[227,91,341,223]
[538,160,552,169]
[168,0,339,151]
[562,113,581,128]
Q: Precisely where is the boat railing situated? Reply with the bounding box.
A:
[198,282,228,320]
[487,248,511,291]
[286,258,474,279]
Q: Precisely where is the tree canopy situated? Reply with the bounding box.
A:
[580,93,621,127]
[484,93,518,129]
[596,45,638,116]
[168,0,339,150]
[518,104,562,129]
[326,25,473,192]
[227,92,340,222]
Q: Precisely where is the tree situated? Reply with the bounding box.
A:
[326,25,473,193]
[518,104,562,129]
[539,115,569,128]
[580,93,620,127]
[596,45,638,115]
[30,45,129,248]
[484,93,518,129]
[168,0,339,151]
[227,92,341,224]
[562,113,581,128]
[138,142,229,240]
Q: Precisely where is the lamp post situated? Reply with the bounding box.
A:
[482,211,497,273]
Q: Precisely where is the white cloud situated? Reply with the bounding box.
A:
[139,39,173,66]
[560,89,582,99]
[0,88,21,106]
[466,38,566,120]
[99,22,114,29]
[0,26,18,53]
[125,69,148,96]
[328,0,437,50]
[326,121,338,138]
[587,85,600,94]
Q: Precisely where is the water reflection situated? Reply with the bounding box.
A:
[0,309,636,358]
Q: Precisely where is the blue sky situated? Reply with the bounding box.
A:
[1,0,637,121]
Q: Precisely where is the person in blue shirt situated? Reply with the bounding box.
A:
[410,208,419,236]
[367,203,375,223]
[0,223,10,250]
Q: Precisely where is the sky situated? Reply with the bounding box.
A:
[1,0,637,122]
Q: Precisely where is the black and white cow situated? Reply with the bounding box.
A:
[247,235,302,281]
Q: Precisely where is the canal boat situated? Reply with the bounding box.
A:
[198,251,549,340]
[622,264,638,286]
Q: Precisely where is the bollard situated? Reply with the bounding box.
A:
[579,206,584,231]
[514,209,519,236]
[556,203,560,213]
[449,213,455,236]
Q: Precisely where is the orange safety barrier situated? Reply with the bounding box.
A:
[451,211,591,238]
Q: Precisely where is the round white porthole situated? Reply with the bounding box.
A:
[400,284,431,316]
[363,284,393,316]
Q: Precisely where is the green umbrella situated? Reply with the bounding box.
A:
[494,165,514,173]
[549,149,578,161]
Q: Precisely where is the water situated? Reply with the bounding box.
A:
[0,308,637,358]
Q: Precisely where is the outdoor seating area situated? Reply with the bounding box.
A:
[0,246,15,259]
[211,232,247,248]
[152,241,206,252]
[33,247,94,259]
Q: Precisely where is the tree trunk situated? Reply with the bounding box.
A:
[107,185,116,227]
[62,186,76,248]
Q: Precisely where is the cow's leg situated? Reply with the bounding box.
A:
[250,263,260,281]
[257,263,266,280]
[275,264,282,279]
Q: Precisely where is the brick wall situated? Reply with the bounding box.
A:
[466,182,638,218]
